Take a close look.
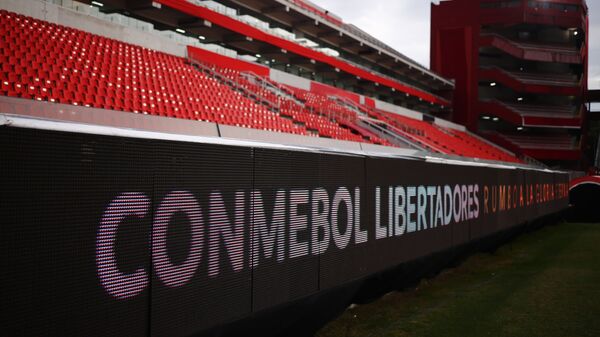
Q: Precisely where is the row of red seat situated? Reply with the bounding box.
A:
[365,107,521,162]
[450,129,521,162]
[283,86,357,122]
[0,10,310,135]
[277,84,391,145]
[0,7,383,144]
[212,66,387,144]
[259,81,513,160]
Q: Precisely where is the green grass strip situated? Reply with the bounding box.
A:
[317,222,600,337]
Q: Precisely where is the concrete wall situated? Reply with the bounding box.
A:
[374,99,424,121]
[1,0,187,57]
[269,69,311,91]
[219,124,363,152]
[0,96,219,137]
[359,143,420,157]
[434,117,466,131]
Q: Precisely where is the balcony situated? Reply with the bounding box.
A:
[480,33,583,64]
[479,66,581,96]
[479,100,582,127]
[484,131,581,161]
[479,0,587,29]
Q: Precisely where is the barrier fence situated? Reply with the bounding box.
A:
[1,124,568,336]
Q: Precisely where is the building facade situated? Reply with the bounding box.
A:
[431,0,589,168]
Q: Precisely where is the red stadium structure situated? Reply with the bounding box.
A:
[0,0,529,162]
[0,1,580,336]
[431,0,589,169]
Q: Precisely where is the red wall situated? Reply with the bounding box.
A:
[431,0,588,133]
[431,0,480,131]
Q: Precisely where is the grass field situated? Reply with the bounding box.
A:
[316,222,600,337]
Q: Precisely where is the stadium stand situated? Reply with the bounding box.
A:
[201,64,382,143]
[0,10,313,135]
[364,107,521,162]
[0,8,520,163]
[0,2,576,337]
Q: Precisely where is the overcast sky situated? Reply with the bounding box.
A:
[313,0,599,89]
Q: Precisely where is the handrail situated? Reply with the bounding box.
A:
[192,61,280,109]
[226,68,358,128]
[328,95,367,116]
[192,61,366,139]
[240,71,305,107]
[358,117,426,151]
[359,116,451,153]
[367,108,424,137]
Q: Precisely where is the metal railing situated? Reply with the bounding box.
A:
[196,64,358,129]
[328,95,367,116]
[240,72,304,107]
[192,61,280,110]
[357,117,425,151]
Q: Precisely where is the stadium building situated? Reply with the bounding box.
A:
[0,0,577,336]
[431,0,589,169]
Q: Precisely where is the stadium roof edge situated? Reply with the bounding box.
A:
[152,0,451,107]
[183,0,454,89]
[274,0,454,85]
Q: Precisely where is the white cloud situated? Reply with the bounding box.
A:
[313,0,599,89]
[312,0,431,67]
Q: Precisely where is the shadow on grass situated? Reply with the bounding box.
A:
[316,221,600,337]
